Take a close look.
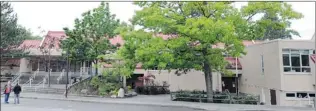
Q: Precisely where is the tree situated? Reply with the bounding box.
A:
[61,2,120,76]
[0,2,36,57]
[118,2,302,102]
[260,13,301,40]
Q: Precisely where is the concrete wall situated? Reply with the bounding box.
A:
[19,58,32,73]
[148,70,222,92]
[278,40,315,106]
[240,40,316,106]
[0,66,19,75]
[239,40,281,105]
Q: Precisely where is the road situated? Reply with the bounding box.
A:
[1,98,205,111]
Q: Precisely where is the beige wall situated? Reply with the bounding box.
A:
[240,40,316,106]
[239,40,282,105]
[149,70,222,92]
[278,40,315,106]
[0,66,19,75]
[20,58,32,73]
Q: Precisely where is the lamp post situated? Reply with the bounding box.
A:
[64,47,70,98]
[314,32,316,109]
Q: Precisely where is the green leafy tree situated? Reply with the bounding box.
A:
[0,2,37,57]
[118,2,302,102]
[260,13,301,40]
[61,2,120,75]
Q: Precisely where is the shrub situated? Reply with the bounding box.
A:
[170,90,259,105]
[135,86,170,95]
[90,73,121,96]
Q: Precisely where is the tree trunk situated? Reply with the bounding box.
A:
[95,60,98,76]
[203,61,213,103]
[74,60,77,75]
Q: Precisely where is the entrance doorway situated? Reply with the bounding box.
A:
[270,89,277,105]
[222,77,236,93]
[126,74,144,89]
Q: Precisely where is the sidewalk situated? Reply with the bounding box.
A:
[2,92,315,111]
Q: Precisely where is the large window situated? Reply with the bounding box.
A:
[282,49,311,73]
[286,92,315,99]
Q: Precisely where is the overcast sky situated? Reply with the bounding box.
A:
[11,2,315,40]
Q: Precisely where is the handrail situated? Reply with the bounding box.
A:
[64,76,92,95]
[57,69,65,84]
[80,67,90,76]
[11,73,22,85]
[32,69,39,79]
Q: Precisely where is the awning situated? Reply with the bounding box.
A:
[225,57,242,69]
[4,59,20,66]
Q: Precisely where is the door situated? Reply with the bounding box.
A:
[221,77,236,93]
[270,89,277,105]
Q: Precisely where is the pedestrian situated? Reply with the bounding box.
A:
[3,81,12,104]
[13,83,21,104]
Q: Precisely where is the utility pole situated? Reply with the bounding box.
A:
[235,57,239,96]
[65,47,70,98]
[48,48,51,87]
[314,31,316,109]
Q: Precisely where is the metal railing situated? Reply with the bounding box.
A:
[170,91,260,105]
[57,69,65,84]
[23,69,44,87]
[293,95,315,107]
[11,73,22,85]
[80,67,90,76]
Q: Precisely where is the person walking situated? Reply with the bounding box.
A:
[13,83,21,104]
[3,81,12,104]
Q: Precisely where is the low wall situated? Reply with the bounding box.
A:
[147,70,222,92]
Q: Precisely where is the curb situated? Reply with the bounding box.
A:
[18,96,211,111]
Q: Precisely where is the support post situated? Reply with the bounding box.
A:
[314,29,316,109]
[65,47,70,98]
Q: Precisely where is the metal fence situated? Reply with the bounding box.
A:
[170,92,260,105]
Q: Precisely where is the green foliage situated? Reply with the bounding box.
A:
[118,2,302,98]
[240,2,303,40]
[90,71,121,95]
[61,2,120,63]
[0,2,37,57]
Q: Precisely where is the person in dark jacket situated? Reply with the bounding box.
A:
[13,83,21,104]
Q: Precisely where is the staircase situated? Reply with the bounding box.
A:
[17,68,91,95]
[22,85,66,94]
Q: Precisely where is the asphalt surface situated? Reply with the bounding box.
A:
[1,98,205,111]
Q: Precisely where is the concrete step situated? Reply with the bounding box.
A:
[22,86,66,94]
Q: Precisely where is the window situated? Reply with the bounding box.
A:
[286,93,295,97]
[296,93,308,98]
[261,55,264,74]
[282,49,311,73]
[286,92,315,99]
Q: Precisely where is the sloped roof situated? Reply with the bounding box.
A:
[41,31,66,49]
[19,40,42,49]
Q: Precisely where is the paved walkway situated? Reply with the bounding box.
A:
[2,93,315,111]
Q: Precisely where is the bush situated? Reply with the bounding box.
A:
[170,90,259,105]
[135,86,170,95]
[90,73,121,96]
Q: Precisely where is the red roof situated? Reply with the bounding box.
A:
[42,31,252,69]
[41,31,66,49]
[4,59,20,66]
[103,63,142,69]
[19,40,42,49]
[225,57,242,69]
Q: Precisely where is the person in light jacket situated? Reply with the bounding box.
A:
[13,83,22,104]
[3,81,12,104]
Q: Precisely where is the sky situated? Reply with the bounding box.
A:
[11,2,315,40]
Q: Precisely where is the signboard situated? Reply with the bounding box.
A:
[311,54,316,63]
